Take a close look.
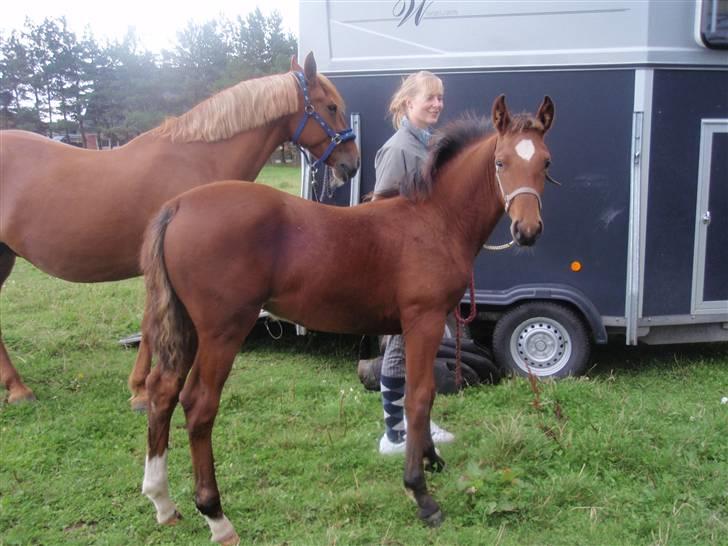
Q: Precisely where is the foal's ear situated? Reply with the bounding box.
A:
[303,52,318,85]
[536,95,555,133]
[492,94,511,134]
[290,55,303,72]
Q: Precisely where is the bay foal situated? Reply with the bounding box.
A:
[141,95,555,542]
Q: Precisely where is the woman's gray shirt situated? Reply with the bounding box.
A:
[373,123,428,197]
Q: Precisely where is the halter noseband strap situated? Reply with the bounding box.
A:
[495,167,543,213]
[291,71,356,171]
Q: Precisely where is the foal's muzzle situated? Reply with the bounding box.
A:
[511,219,543,247]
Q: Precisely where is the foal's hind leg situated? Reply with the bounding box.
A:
[179,321,254,546]
[128,310,152,412]
[0,246,36,403]
[142,360,191,525]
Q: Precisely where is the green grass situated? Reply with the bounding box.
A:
[257,164,301,195]
[1,259,727,545]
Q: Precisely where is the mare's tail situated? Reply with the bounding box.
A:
[141,204,197,373]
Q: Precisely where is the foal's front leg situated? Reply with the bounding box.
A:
[403,312,447,526]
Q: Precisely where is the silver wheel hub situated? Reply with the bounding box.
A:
[510,317,572,376]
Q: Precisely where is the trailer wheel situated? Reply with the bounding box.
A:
[493,302,591,379]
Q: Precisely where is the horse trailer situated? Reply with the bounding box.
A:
[298,0,728,378]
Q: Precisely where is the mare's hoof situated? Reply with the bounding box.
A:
[420,508,444,527]
[130,395,148,413]
[8,389,37,404]
[217,532,240,545]
[161,510,183,526]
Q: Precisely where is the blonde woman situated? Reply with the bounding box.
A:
[373,71,455,455]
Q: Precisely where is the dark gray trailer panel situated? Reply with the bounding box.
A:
[300,0,728,377]
[328,68,635,319]
[643,69,728,316]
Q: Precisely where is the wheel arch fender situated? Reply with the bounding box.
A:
[471,284,607,344]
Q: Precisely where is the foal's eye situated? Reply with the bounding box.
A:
[327,104,338,114]
[495,160,504,169]
[545,159,552,169]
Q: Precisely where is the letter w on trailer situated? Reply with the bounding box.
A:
[299,0,728,378]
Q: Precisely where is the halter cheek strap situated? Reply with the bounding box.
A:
[495,168,543,213]
[291,71,356,171]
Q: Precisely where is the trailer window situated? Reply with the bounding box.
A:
[697,0,728,49]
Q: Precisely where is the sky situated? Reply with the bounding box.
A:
[0,0,301,52]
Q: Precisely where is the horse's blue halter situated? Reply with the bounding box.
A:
[291,71,356,172]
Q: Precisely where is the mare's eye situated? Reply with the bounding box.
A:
[545,159,552,169]
[327,104,337,114]
[495,160,504,169]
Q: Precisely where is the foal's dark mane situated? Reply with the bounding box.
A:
[402,112,544,202]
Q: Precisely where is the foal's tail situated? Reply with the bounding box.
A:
[141,204,197,374]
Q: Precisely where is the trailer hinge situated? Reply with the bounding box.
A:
[633,113,643,165]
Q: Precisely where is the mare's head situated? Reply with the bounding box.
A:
[492,94,555,246]
[289,53,360,184]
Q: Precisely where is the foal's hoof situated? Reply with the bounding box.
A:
[130,395,148,413]
[424,447,446,473]
[161,510,183,526]
[8,388,37,404]
[420,508,444,527]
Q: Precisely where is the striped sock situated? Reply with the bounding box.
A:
[381,374,406,443]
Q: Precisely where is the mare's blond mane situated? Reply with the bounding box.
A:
[155,73,300,142]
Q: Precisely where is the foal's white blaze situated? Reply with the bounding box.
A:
[142,451,178,524]
[515,139,536,161]
[204,514,238,543]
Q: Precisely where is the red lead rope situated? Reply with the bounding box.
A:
[453,271,477,389]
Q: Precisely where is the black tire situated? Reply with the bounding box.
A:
[492,302,591,379]
[358,335,380,360]
[433,359,480,394]
[438,337,494,360]
[355,356,481,394]
[357,356,382,391]
[436,345,500,383]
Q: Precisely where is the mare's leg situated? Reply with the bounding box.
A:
[128,311,152,411]
[179,318,255,546]
[141,358,191,525]
[0,246,36,403]
[402,311,447,526]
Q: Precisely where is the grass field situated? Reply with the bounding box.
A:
[257,164,301,195]
[1,259,727,544]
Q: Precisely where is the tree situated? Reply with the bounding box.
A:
[266,11,297,74]
[0,31,31,116]
[173,19,230,104]
[1,9,298,144]
[25,17,64,135]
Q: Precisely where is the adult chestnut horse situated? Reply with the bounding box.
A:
[0,52,359,406]
[140,95,555,542]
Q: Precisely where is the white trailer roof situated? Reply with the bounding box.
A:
[299,0,728,73]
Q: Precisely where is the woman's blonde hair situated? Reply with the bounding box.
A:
[388,71,444,129]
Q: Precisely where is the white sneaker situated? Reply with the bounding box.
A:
[429,421,455,444]
[378,421,455,455]
[379,433,406,455]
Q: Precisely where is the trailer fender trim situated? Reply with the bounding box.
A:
[471,284,608,344]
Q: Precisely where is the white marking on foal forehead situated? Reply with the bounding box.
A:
[515,139,536,161]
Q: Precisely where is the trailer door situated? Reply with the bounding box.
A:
[692,119,728,314]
